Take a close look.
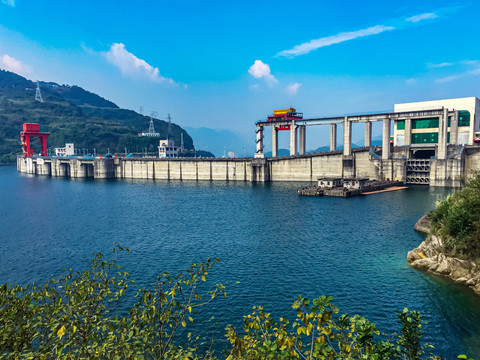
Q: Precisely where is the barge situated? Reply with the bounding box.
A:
[298,178,406,198]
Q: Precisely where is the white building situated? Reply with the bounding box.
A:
[394,97,480,146]
[55,143,75,156]
[158,139,179,158]
[317,178,342,188]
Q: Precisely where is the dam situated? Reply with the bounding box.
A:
[17,97,480,187]
[17,144,480,187]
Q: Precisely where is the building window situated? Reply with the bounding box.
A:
[412,118,439,129]
[458,110,470,127]
[412,132,438,144]
[397,120,405,130]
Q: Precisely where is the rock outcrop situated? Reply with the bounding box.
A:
[413,213,431,235]
[408,215,480,296]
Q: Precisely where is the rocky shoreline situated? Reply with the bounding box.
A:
[407,214,480,296]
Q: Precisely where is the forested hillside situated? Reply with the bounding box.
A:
[0,70,198,163]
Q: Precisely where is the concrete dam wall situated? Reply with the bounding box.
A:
[17,145,480,187]
[118,158,253,181]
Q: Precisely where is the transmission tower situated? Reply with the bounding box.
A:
[139,106,143,115]
[148,117,155,134]
[167,114,172,139]
[181,133,184,151]
[148,111,158,134]
[35,81,43,103]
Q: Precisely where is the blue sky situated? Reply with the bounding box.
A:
[1,0,479,152]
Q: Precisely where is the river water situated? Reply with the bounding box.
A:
[1,165,479,358]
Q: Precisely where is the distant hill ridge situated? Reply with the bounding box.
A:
[0,70,212,163]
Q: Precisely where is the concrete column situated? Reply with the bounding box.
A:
[438,113,444,148]
[94,158,115,179]
[364,121,372,147]
[438,108,448,160]
[50,158,57,176]
[76,161,87,178]
[382,118,391,160]
[255,124,264,157]
[299,126,306,155]
[404,118,412,146]
[272,126,278,157]
[330,124,337,151]
[343,117,352,156]
[450,110,459,144]
[290,121,298,156]
[26,158,35,174]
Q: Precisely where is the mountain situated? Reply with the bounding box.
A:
[184,127,254,157]
[309,141,381,153]
[308,146,331,153]
[0,70,197,163]
[264,148,291,157]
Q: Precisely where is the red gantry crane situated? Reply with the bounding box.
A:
[20,123,50,157]
[266,107,303,130]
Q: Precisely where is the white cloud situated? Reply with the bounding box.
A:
[0,54,32,77]
[286,82,301,95]
[277,25,395,57]
[470,67,480,75]
[463,60,480,66]
[435,74,461,84]
[1,0,14,7]
[427,62,454,68]
[248,60,278,85]
[406,12,438,23]
[103,43,175,85]
[431,59,480,83]
[435,66,480,83]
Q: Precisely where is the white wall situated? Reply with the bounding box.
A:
[394,97,480,145]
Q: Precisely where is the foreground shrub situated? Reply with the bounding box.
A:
[0,247,223,359]
[225,296,439,360]
[0,249,473,359]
